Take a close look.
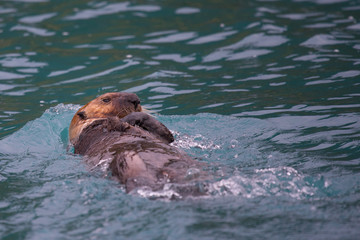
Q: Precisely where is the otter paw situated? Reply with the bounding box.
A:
[121,112,174,143]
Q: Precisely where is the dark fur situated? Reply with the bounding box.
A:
[74,112,205,193]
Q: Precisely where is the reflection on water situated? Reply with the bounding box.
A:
[0,0,360,239]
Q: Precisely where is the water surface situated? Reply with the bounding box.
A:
[0,0,360,239]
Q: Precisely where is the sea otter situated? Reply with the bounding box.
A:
[69,92,205,194]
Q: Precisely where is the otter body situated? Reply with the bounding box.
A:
[69,92,204,193]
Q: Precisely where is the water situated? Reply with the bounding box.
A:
[0,0,359,239]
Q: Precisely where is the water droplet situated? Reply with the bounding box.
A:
[186,168,200,179]
[230,139,238,148]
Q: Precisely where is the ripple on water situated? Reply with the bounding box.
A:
[49,60,139,86]
[0,53,47,68]
[0,0,360,237]
[64,2,161,20]
[0,71,29,80]
[48,66,86,77]
[226,49,272,61]
[11,25,55,37]
[224,33,289,49]
[301,34,348,47]
[175,7,200,15]
[145,32,198,43]
[152,54,196,63]
[347,23,360,30]
[187,30,238,45]
[203,33,288,62]
[238,73,286,81]
[19,12,57,24]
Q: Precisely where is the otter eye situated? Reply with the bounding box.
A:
[102,98,111,103]
[77,111,86,120]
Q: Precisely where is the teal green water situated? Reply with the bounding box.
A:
[1,0,360,239]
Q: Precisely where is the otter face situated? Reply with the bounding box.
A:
[77,92,142,120]
[69,92,142,144]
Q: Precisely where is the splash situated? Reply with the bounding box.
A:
[171,131,220,150]
[129,166,323,201]
[208,166,319,199]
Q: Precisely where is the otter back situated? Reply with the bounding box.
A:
[74,117,203,193]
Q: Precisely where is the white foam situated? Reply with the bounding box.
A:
[133,185,182,200]
[90,158,112,173]
[208,166,317,199]
[171,132,220,150]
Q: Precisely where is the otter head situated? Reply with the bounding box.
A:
[69,92,142,145]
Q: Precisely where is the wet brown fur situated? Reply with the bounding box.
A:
[69,92,205,194]
[69,92,142,145]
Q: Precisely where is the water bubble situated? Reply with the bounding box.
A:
[230,139,238,148]
[186,168,201,180]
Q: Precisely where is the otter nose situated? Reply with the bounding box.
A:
[131,99,140,109]
[125,93,140,109]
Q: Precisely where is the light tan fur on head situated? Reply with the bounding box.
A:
[69,92,142,145]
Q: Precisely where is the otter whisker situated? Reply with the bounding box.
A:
[117,108,133,118]
[141,107,155,116]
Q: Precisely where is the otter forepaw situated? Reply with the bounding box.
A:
[121,112,174,143]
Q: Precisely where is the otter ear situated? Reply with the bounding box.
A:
[77,111,87,120]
